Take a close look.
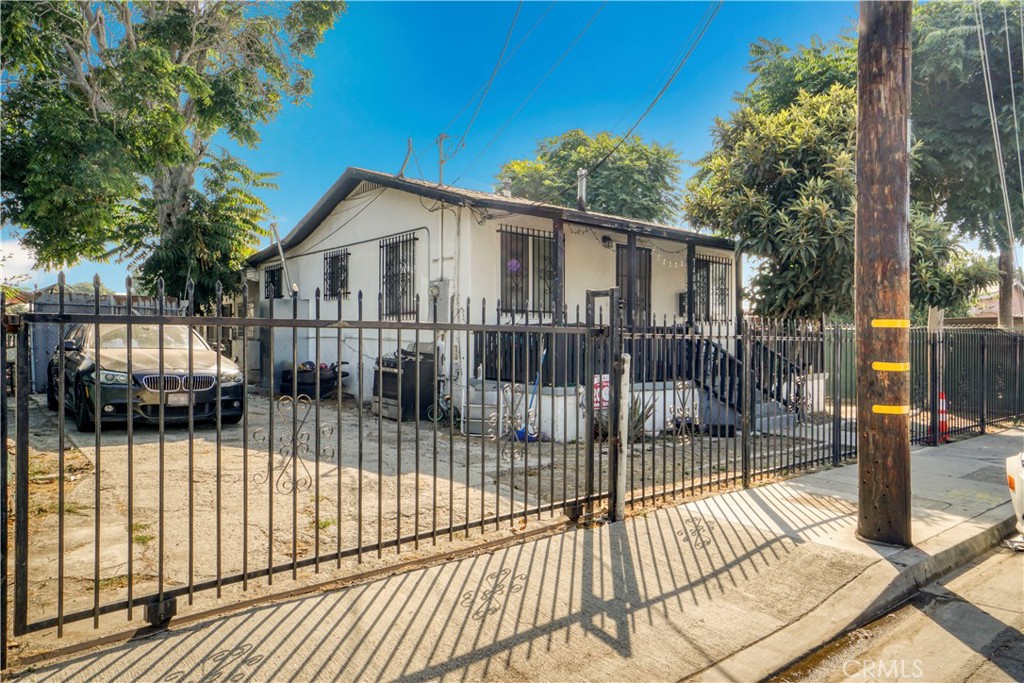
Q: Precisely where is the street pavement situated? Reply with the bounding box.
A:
[9,428,1023,682]
[773,546,1024,682]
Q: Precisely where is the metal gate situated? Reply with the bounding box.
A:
[0,279,626,665]
[3,277,1022,668]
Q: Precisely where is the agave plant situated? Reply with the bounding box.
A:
[593,395,656,442]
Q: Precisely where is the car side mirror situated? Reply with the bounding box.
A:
[63,339,79,352]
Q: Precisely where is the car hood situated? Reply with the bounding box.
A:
[95,348,239,375]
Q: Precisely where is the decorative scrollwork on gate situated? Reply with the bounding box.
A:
[787,373,807,418]
[665,380,694,445]
[485,383,535,463]
[251,395,335,494]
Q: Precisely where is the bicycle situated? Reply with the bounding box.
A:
[427,377,461,424]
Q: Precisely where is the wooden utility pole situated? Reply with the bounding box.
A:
[855,0,913,547]
[436,133,449,186]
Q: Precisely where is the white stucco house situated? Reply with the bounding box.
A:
[247,167,737,363]
[245,167,745,436]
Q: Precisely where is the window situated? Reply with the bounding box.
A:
[379,233,417,318]
[616,244,652,323]
[323,248,349,300]
[499,225,555,314]
[692,254,731,322]
[264,265,283,299]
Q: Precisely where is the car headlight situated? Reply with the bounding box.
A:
[219,369,244,385]
[99,370,130,385]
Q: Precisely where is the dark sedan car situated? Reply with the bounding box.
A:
[47,323,244,432]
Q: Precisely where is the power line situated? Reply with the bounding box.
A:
[607,1,720,136]
[451,2,608,186]
[1005,5,1024,215]
[277,188,388,258]
[487,0,723,217]
[975,2,1021,279]
[437,2,553,137]
[446,1,524,167]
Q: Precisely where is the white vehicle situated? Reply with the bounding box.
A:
[1007,450,1024,549]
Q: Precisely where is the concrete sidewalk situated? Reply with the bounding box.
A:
[13,428,1022,682]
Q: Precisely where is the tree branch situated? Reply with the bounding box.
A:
[117,2,137,51]
[59,35,112,117]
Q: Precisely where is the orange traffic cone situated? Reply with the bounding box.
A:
[937,391,949,444]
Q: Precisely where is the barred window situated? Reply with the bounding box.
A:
[323,248,349,300]
[499,225,555,315]
[380,233,417,318]
[264,265,283,299]
[693,254,732,322]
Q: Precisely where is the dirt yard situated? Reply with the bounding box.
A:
[11,391,835,653]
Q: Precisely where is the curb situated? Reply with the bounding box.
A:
[686,502,1017,682]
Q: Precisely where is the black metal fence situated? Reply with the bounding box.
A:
[1,278,1022,667]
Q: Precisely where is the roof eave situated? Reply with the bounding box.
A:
[560,209,736,250]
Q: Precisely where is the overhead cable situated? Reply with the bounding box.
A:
[451,2,608,186]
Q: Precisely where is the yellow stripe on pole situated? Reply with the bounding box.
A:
[871,361,910,372]
[872,404,911,415]
[871,318,910,328]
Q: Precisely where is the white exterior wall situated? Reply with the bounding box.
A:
[259,187,460,393]
[256,185,737,395]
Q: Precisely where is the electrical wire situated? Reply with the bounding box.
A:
[447,1,524,166]
[436,2,554,137]
[1003,6,1024,218]
[275,188,388,259]
[450,2,608,187]
[411,3,555,180]
[975,2,1021,280]
[485,0,723,219]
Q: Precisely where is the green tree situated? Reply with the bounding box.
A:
[1,1,344,307]
[686,29,1000,319]
[138,153,276,306]
[913,0,1024,328]
[497,129,681,223]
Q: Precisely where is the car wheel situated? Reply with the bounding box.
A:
[46,370,58,411]
[75,383,95,433]
[222,413,242,425]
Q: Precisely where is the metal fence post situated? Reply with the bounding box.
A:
[831,323,842,465]
[583,296,596,519]
[740,321,751,485]
[929,332,939,446]
[607,288,622,518]
[980,335,987,434]
[14,318,29,637]
[1,293,7,670]
[1011,335,1019,423]
[612,354,630,522]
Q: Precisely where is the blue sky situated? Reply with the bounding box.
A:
[8,1,870,288]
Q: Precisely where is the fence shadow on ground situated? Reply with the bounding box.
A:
[21,482,887,682]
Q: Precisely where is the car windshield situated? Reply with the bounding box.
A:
[90,325,211,350]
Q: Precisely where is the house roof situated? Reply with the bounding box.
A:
[248,167,735,266]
